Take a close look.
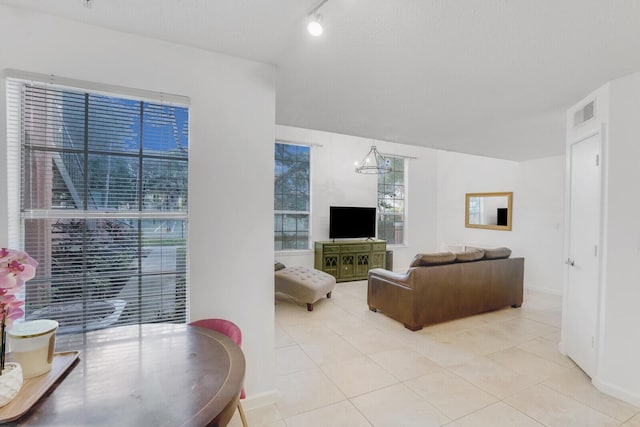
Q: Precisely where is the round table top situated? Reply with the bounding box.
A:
[15,323,245,427]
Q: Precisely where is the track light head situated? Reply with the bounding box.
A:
[308,13,323,36]
[306,0,328,36]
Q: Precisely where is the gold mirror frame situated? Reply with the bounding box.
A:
[465,192,513,231]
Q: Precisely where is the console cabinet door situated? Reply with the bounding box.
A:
[340,254,355,278]
[323,255,339,278]
[371,251,385,269]
[356,253,370,276]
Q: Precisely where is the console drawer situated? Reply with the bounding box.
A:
[341,244,371,253]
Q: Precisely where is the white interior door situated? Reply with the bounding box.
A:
[565,132,602,377]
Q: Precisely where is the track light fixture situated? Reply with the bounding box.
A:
[307,0,329,36]
[308,14,323,36]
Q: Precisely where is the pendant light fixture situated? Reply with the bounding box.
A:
[355,145,392,174]
[307,0,329,36]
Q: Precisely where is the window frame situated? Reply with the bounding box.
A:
[6,73,190,334]
[274,141,312,252]
[377,156,407,246]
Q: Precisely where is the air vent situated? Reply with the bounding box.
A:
[573,100,595,128]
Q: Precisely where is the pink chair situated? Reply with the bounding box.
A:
[189,318,248,427]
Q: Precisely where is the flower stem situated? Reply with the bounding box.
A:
[0,308,6,374]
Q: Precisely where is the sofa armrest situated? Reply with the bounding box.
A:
[368,268,413,288]
[368,268,419,330]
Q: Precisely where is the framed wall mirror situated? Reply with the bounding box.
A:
[465,192,513,231]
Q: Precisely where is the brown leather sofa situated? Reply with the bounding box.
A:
[367,248,524,331]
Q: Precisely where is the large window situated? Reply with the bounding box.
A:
[6,76,189,334]
[377,157,406,245]
[274,142,310,250]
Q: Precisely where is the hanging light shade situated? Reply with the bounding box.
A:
[355,145,392,174]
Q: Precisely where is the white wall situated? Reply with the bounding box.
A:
[515,156,565,294]
[436,151,520,250]
[596,73,640,404]
[436,151,565,293]
[275,125,439,271]
[0,6,276,400]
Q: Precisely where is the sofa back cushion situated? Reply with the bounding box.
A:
[455,248,485,262]
[409,252,456,267]
[482,247,512,259]
[466,246,512,260]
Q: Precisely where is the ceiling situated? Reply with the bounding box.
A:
[3,0,640,160]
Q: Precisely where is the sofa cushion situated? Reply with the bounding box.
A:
[482,247,512,259]
[274,261,286,271]
[409,252,456,267]
[455,249,485,262]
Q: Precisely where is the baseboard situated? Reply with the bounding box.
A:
[524,284,562,296]
[243,389,279,411]
[592,377,640,407]
[557,340,566,356]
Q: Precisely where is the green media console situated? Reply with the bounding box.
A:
[314,240,387,282]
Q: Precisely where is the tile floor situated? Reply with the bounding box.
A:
[228,280,640,427]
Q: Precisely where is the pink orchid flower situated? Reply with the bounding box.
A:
[0,248,37,276]
[0,247,37,291]
[0,248,36,371]
[0,296,24,329]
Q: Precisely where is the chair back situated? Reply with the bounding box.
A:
[189,318,242,346]
[189,318,245,399]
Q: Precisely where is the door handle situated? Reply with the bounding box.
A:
[566,258,575,266]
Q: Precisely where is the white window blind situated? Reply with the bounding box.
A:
[6,76,189,335]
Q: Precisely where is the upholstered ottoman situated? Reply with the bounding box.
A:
[275,266,336,311]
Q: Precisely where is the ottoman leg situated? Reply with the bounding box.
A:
[326,291,332,299]
[306,303,314,311]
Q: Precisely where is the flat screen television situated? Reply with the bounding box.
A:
[329,206,376,239]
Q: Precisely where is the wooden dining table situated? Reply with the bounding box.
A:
[8,323,246,427]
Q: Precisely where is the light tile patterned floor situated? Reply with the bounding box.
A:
[228,281,640,427]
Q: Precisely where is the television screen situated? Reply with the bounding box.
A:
[329,206,376,239]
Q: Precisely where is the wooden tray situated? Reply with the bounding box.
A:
[0,351,80,424]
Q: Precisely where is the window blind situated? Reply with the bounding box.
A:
[6,76,189,335]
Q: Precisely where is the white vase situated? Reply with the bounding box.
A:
[0,362,23,408]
